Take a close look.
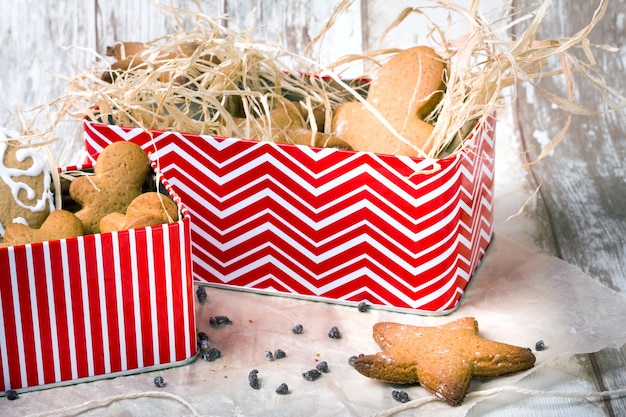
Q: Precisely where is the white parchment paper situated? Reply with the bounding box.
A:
[4,234,626,417]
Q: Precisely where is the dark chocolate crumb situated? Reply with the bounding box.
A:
[248,369,260,389]
[202,348,221,362]
[274,349,286,359]
[535,340,546,351]
[5,390,18,401]
[302,369,322,381]
[275,383,289,394]
[348,353,364,366]
[153,376,166,388]
[357,301,370,312]
[196,286,207,303]
[328,326,341,339]
[209,316,232,327]
[316,361,329,373]
[292,324,304,334]
[392,389,410,403]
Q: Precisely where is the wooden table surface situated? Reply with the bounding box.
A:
[1,1,625,416]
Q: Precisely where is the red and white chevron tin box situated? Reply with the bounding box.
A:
[0,165,196,393]
[84,114,495,314]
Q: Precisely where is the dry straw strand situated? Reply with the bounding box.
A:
[27,0,624,166]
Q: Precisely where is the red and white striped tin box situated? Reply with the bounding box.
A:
[0,164,196,393]
[84,114,495,314]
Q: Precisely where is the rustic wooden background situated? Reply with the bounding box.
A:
[1,1,624,416]
[513,1,626,416]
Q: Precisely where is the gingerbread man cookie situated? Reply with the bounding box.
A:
[0,128,55,240]
[332,46,446,156]
[99,191,179,233]
[102,41,221,84]
[0,209,84,248]
[237,100,352,149]
[353,317,536,406]
[70,141,150,234]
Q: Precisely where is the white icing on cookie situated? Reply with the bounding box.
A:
[0,127,55,236]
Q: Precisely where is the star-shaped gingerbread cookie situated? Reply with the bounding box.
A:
[353,317,536,406]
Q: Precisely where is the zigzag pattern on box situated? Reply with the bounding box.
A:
[83,115,495,313]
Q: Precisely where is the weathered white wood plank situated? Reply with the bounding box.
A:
[93,0,215,52]
[222,0,364,75]
[0,0,96,163]
[513,0,626,415]
[512,0,626,304]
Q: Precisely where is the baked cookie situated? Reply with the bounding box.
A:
[0,129,55,240]
[236,100,352,149]
[99,191,179,233]
[332,46,446,156]
[0,209,84,248]
[70,141,150,234]
[353,317,536,406]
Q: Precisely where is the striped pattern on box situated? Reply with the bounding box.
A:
[0,168,196,392]
[84,115,495,313]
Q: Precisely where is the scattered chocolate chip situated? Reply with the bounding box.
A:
[357,301,370,312]
[153,376,166,388]
[535,340,546,351]
[196,286,207,303]
[202,348,221,361]
[5,390,18,401]
[274,349,286,359]
[265,350,274,361]
[302,369,322,381]
[248,369,260,389]
[292,324,304,334]
[348,354,364,366]
[275,383,289,395]
[209,316,232,327]
[392,389,410,403]
[328,326,341,339]
[316,361,329,373]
